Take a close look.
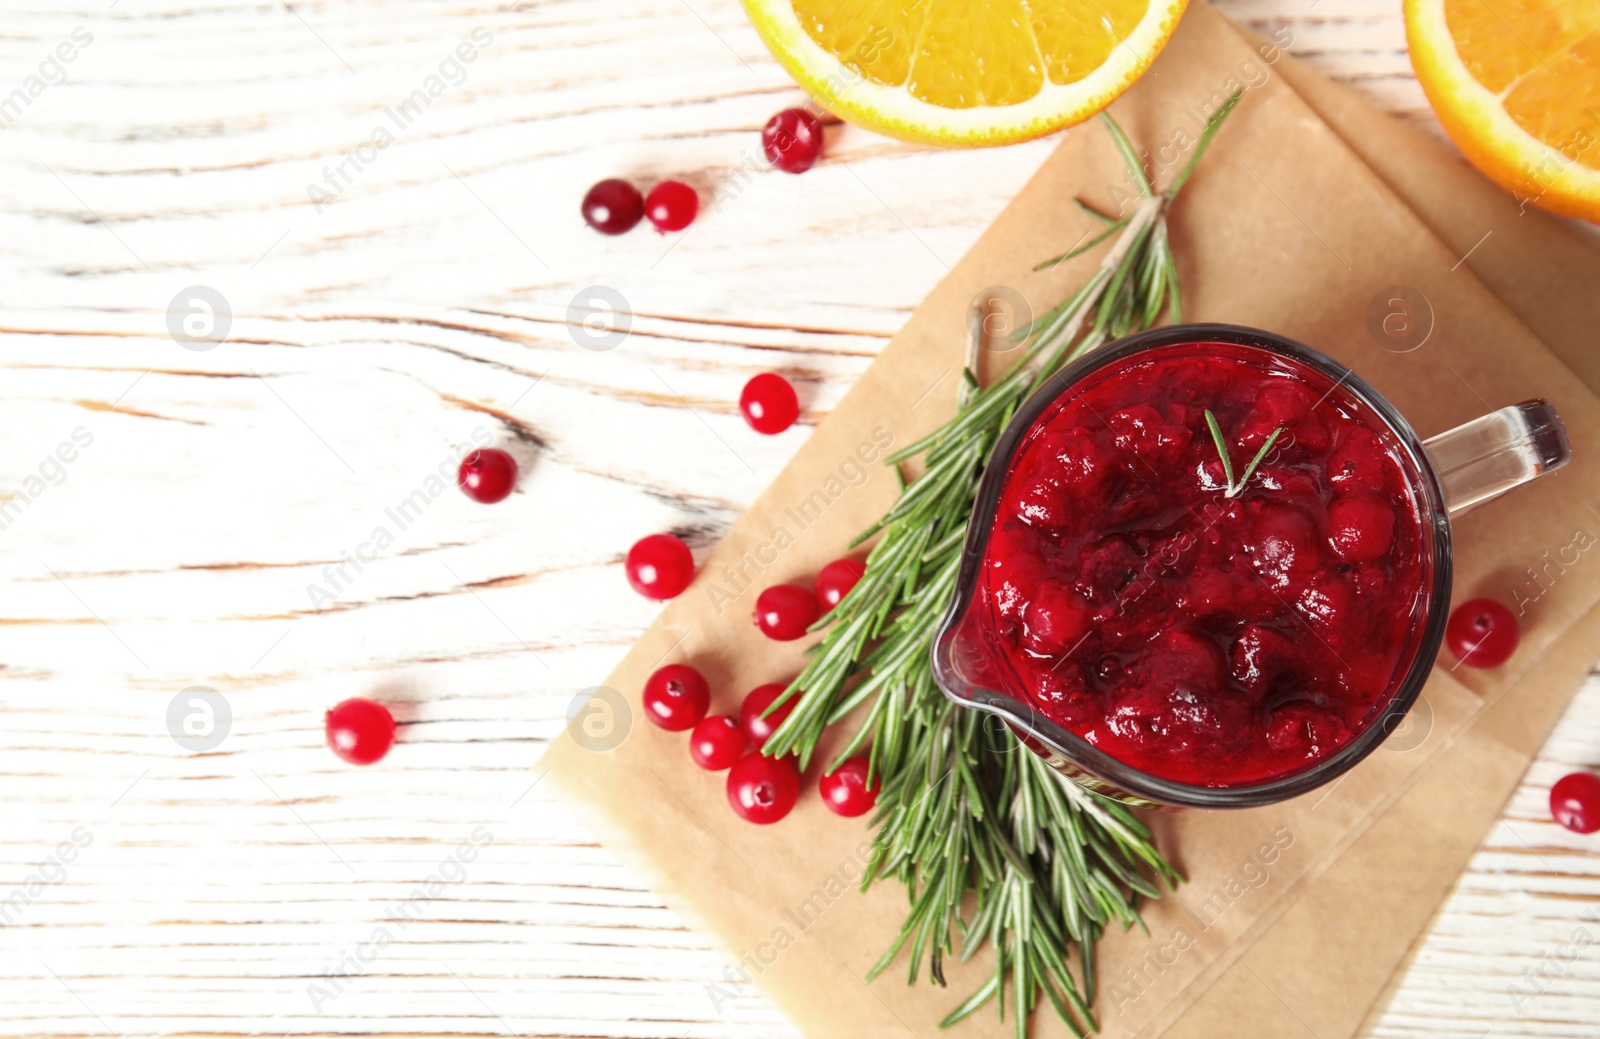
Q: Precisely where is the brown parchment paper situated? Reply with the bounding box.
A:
[539,5,1600,1037]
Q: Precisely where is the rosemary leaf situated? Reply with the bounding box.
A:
[1033,217,1130,271]
[1070,197,1118,224]
[1167,90,1243,202]
[1099,110,1153,196]
[1234,427,1283,495]
[1204,408,1236,488]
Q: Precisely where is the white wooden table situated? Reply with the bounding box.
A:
[1,1,1595,1036]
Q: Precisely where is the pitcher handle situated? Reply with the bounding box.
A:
[1422,399,1571,516]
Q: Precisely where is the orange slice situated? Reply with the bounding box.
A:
[743,0,1190,147]
[1406,0,1600,220]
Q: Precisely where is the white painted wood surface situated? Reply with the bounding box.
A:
[0,1,1593,1037]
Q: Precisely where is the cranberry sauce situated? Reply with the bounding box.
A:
[980,342,1429,787]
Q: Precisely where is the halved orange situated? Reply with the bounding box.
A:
[1406,0,1600,221]
[743,0,1190,147]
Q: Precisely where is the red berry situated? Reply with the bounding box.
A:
[644,180,698,232]
[689,715,745,770]
[457,448,518,504]
[739,373,799,435]
[1445,598,1519,668]
[819,755,878,817]
[762,108,824,174]
[1326,493,1395,562]
[1551,771,1600,833]
[325,698,395,765]
[726,752,800,824]
[641,664,709,731]
[754,583,820,641]
[740,683,796,748]
[815,558,865,611]
[626,533,694,600]
[581,178,644,235]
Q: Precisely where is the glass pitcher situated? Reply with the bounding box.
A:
[932,323,1571,809]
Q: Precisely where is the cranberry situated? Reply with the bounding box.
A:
[1180,565,1269,624]
[1550,771,1600,833]
[625,533,694,600]
[1028,660,1098,728]
[457,447,518,504]
[1240,381,1328,454]
[819,756,878,817]
[1020,583,1091,655]
[1327,428,1392,492]
[1248,503,1321,589]
[1075,534,1143,604]
[754,583,820,640]
[1249,464,1319,503]
[1013,469,1070,527]
[1326,493,1395,562]
[1148,629,1226,689]
[1107,404,1191,470]
[644,179,697,232]
[1105,683,1247,757]
[1294,577,1355,630]
[689,715,745,770]
[581,178,644,235]
[739,373,799,435]
[1106,633,1242,757]
[1013,430,1109,527]
[988,550,1038,624]
[740,683,796,748]
[1043,428,1112,492]
[1264,703,1348,760]
[325,698,396,765]
[762,108,824,174]
[1229,625,1304,696]
[641,664,709,731]
[726,752,801,824]
[1445,598,1519,668]
[814,558,865,611]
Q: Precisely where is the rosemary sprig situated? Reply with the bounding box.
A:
[763,93,1242,1037]
[1204,408,1282,498]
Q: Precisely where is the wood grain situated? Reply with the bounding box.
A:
[0,1,1594,1036]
